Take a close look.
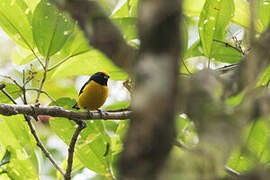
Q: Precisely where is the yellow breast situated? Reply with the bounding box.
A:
[77,80,109,110]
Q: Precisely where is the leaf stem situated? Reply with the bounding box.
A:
[35,57,49,103]
[47,49,90,72]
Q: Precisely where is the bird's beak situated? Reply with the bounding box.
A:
[104,75,110,79]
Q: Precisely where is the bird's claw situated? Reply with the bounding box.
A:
[98,109,107,120]
[86,109,93,119]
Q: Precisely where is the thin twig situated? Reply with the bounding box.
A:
[105,108,130,112]
[22,70,28,105]
[225,166,240,176]
[24,115,65,176]
[30,49,45,70]
[47,50,90,72]
[0,84,5,90]
[0,85,65,176]
[182,60,192,74]
[26,88,55,102]
[215,63,240,74]
[208,58,211,69]
[35,57,49,103]
[0,104,131,120]
[213,39,245,56]
[173,139,189,151]
[0,89,17,104]
[65,120,86,180]
[0,75,23,90]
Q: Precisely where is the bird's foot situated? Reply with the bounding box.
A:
[86,109,93,119]
[97,109,107,119]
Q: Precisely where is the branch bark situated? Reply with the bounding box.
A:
[52,0,137,71]
[65,120,86,180]
[24,115,65,176]
[0,104,131,120]
[119,0,181,179]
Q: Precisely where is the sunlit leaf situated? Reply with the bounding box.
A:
[0,150,11,166]
[0,83,21,103]
[0,0,34,49]
[258,0,270,32]
[12,46,36,65]
[32,0,75,57]
[112,17,137,40]
[49,97,77,110]
[76,134,110,175]
[49,26,92,68]
[184,40,204,59]
[48,97,112,175]
[111,0,129,17]
[211,41,242,63]
[0,115,39,178]
[227,117,269,173]
[198,0,234,57]
[51,50,128,80]
[259,65,270,86]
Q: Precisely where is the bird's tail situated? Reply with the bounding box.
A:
[72,103,80,110]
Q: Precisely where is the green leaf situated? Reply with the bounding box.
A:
[12,46,36,65]
[183,0,206,17]
[0,150,11,166]
[258,65,270,86]
[32,0,75,57]
[225,91,245,106]
[183,0,264,32]
[24,0,40,12]
[115,121,129,141]
[76,134,110,175]
[232,0,249,28]
[112,17,137,40]
[198,0,234,57]
[227,117,269,173]
[176,115,198,146]
[0,83,21,103]
[104,101,130,110]
[112,0,131,18]
[51,50,128,80]
[50,117,76,144]
[0,0,34,49]
[60,26,91,56]
[49,98,112,176]
[258,0,270,31]
[184,40,204,59]
[48,26,92,68]
[211,41,242,63]
[49,97,77,110]
[0,115,39,178]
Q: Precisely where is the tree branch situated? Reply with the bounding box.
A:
[119,0,181,179]
[24,115,65,176]
[65,120,86,180]
[0,85,65,176]
[52,0,137,72]
[0,104,131,120]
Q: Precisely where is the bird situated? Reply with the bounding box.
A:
[72,71,110,118]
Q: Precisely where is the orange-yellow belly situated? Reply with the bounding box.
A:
[77,81,109,110]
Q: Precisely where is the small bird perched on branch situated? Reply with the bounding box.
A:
[72,71,110,117]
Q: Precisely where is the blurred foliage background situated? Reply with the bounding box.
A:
[0,0,269,179]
